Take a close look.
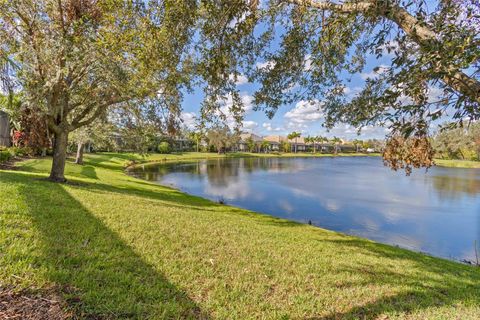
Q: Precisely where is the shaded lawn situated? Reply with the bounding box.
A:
[0,153,479,319]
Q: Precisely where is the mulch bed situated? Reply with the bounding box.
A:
[0,157,20,170]
[0,287,72,320]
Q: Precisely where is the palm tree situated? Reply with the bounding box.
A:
[261,140,270,153]
[316,136,327,153]
[188,131,203,152]
[246,137,255,152]
[332,136,342,154]
[352,139,363,153]
[287,131,301,153]
[304,136,313,153]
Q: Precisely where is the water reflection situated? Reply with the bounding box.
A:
[130,157,480,263]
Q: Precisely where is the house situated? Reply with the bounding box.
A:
[263,135,285,151]
[288,136,306,152]
[0,111,10,147]
[237,133,263,152]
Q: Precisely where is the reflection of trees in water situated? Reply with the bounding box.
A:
[205,159,241,187]
[194,158,304,187]
[134,157,306,184]
[134,162,202,181]
[430,174,480,199]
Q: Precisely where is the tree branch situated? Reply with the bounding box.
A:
[287,0,480,104]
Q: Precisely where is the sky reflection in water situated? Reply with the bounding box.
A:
[130,157,480,263]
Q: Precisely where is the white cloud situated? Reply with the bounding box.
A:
[228,73,249,85]
[181,112,197,129]
[284,100,324,124]
[360,65,389,80]
[379,40,400,57]
[304,54,313,71]
[242,120,258,132]
[427,86,444,103]
[256,60,276,70]
[216,92,255,129]
[262,122,284,132]
[343,86,362,98]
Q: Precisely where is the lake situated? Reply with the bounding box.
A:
[129,156,480,263]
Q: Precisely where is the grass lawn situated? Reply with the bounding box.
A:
[1,152,479,319]
[435,159,480,169]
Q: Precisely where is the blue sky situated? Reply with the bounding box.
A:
[179,0,455,141]
[181,49,403,140]
[181,53,396,140]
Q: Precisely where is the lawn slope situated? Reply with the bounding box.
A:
[1,153,479,319]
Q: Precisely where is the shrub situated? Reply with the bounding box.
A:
[157,142,170,154]
[0,147,31,163]
[0,150,12,163]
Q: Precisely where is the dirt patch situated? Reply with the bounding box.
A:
[0,287,72,320]
[0,157,20,170]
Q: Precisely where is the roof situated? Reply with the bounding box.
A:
[287,137,305,145]
[263,135,285,143]
[239,132,263,142]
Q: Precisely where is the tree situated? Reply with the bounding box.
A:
[188,131,203,153]
[316,136,328,153]
[69,118,116,164]
[433,123,480,160]
[287,131,301,153]
[352,139,363,153]
[281,140,291,153]
[0,1,196,182]
[198,0,479,172]
[206,126,235,154]
[246,137,256,152]
[304,136,314,153]
[261,140,270,153]
[331,136,342,154]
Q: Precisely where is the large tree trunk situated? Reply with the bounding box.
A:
[75,142,85,165]
[49,130,68,183]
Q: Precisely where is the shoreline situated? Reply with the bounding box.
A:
[126,154,478,265]
[2,153,479,319]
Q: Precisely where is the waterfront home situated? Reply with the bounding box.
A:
[238,133,263,152]
[288,136,306,152]
[263,135,285,151]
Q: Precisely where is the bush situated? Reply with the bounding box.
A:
[0,147,30,163]
[157,142,170,154]
[0,150,11,163]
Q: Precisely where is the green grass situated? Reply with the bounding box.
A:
[1,152,479,319]
[435,159,480,169]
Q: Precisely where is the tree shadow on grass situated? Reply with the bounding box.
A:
[308,237,480,319]
[3,172,209,319]
[68,177,309,228]
[80,165,98,180]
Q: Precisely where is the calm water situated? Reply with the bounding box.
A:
[129,157,480,263]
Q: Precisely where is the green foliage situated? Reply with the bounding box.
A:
[157,141,170,154]
[0,150,10,163]
[197,0,479,169]
[433,123,480,161]
[206,126,237,153]
[246,137,256,152]
[0,146,28,163]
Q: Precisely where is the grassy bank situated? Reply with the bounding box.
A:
[435,159,480,169]
[121,151,380,168]
[1,153,479,319]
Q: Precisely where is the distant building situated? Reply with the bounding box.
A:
[0,111,10,147]
[288,136,306,152]
[238,133,263,152]
[263,135,285,151]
